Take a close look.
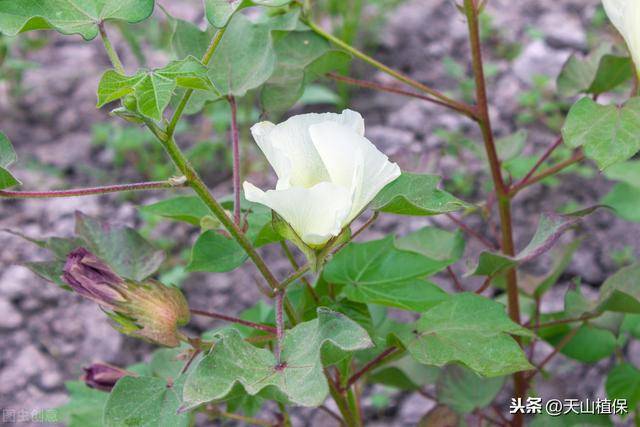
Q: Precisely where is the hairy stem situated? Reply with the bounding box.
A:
[280,242,320,303]
[228,95,241,225]
[525,312,601,329]
[0,180,183,199]
[463,1,525,423]
[190,309,277,333]
[343,347,398,391]
[325,369,359,427]
[327,72,478,119]
[307,21,473,116]
[98,22,125,74]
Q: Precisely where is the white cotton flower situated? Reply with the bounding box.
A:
[602,0,640,73]
[243,109,401,247]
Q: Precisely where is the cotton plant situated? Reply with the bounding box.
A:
[1,0,640,426]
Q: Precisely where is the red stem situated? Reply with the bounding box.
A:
[275,290,285,363]
[446,213,497,250]
[0,180,182,199]
[513,137,563,190]
[342,346,398,391]
[228,95,241,225]
[190,309,277,333]
[447,266,465,292]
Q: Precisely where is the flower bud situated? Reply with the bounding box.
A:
[81,362,130,392]
[603,0,640,74]
[62,248,190,347]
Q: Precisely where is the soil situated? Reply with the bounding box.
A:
[1,0,637,426]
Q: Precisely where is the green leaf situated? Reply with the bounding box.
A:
[75,212,165,281]
[56,381,108,427]
[207,14,276,97]
[0,132,20,189]
[602,183,640,222]
[436,365,504,414]
[368,356,440,390]
[323,236,451,311]
[543,323,617,363]
[562,97,640,169]
[532,238,582,297]
[402,293,533,377]
[103,376,189,427]
[606,363,640,412]
[0,0,154,40]
[97,56,212,121]
[370,173,469,216]
[182,308,372,408]
[396,227,465,264]
[604,160,640,187]
[140,196,210,225]
[261,31,350,113]
[204,0,246,28]
[598,263,640,313]
[187,230,248,273]
[588,55,634,94]
[469,208,596,277]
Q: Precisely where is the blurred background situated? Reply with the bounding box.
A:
[1,0,639,425]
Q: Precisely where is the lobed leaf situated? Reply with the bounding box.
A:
[181,308,373,408]
[562,97,640,170]
[0,0,154,40]
[401,293,533,377]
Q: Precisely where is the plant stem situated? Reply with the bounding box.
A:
[166,27,227,138]
[524,326,581,382]
[513,137,563,191]
[447,266,465,291]
[0,179,184,199]
[526,312,601,329]
[326,72,478,119]
[278,265,311,290]
[228,95,241,225]
[463,1,525,423]
[307,21,473,117]
[98,22,125,74]
[508,151,585,198]
[215,410,274,426]
[474,276,492,294]
[190,309,277,333]
[280,241,320,303]
[343,346,398,391]
[446,213,497,250]
[325,369,359,427]
[275,289,285,363]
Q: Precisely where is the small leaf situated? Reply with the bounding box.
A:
[182,308,373,408]
[56,381,109,427]
[402,293,533,377]
[606,363,640,412]
[323,236,451,311]
[368,356,440,390]
[540,323,617,363]
[369,172,470,216]
[588,55,634,94]
[103,376,189,427]
[598,263,640,313]
[0,132,20,189]
[469,208,596,277]
[562,97,640,169]
[75,212,165,281]
[140,196,210,225]
[602,183,640,223]
[436,365,504,414]
[204,0,246,28]
[0,0,155,40]
[187,230,248,273]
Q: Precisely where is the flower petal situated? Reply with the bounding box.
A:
[603,0,640,71]
[243,181,352,246]
[249,110,365,189]
[309,121,401,222]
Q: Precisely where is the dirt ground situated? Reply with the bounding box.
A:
[1,0,638,425]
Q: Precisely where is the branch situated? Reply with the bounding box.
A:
[446,213,497,250]
[525,312,601,330]
[447,266,465,292]
[307,21,473,116]
[512,137,563,190]
[98,22,125,74]
[0,179,185,199]
[280,241,320,304]
[524,326,581,382]
[326,73,478,119]
[190,309,277,334]
[342,346,398,391]
[228,95,241,225]
[508,151,585,198]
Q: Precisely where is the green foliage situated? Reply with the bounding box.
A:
[0,131,20,189]
[97,56,212,120]
[182,308,372,408]
[104,376,189,427]
[436,365,504,414]
[56,382,109,427]
[0,0,155,40]
[562,97,640,169]
[323,236,451,311]
[606,363,640,412]
[598,263,640,313]
[401,293,533,377]
[369,172,470,216]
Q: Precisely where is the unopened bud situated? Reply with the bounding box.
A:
[81,362,130,392]
[62,248,190,347]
